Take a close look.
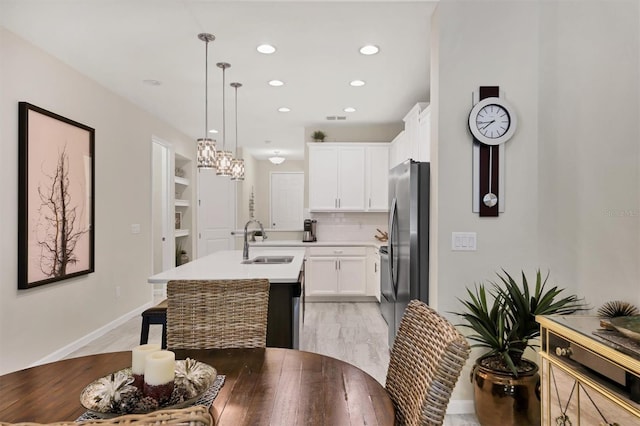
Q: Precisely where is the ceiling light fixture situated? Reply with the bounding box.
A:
[350,80,366,87]
[209,129,218,134]
[344,107,356,113]
[269,151,285,165]
[268,80,284,87]
[215,62,233,176]
[196,33,217,169]
[359,45,380,55]
[230,82,245,181]
[278,107,291,112]
[257,44,276,54]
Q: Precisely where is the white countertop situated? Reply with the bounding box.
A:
[147,248,306,284]
[249,239,386,248]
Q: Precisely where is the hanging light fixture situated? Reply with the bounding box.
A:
[269,151,286,165]
[230,82,245,181]
[215,62,234,176]
[196,33,217,169]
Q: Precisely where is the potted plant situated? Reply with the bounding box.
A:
[454,270,587,426]
[311,130,326,142]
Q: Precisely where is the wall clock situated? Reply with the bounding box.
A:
[470,86,517,217]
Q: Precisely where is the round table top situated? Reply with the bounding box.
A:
[0,347,395,425]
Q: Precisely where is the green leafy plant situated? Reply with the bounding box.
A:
[455,269,587,375]
[311,130,326,142]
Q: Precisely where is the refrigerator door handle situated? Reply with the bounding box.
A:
[389,197,399,296]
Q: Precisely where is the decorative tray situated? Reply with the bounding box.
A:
[609,316,640,342]
[80,358,216,418]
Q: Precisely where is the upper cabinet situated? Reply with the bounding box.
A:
[308,143,389,212]
[390,102,431,168]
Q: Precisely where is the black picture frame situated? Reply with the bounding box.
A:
[18,102,95,289]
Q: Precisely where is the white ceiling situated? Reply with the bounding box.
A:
[0,0,436,160]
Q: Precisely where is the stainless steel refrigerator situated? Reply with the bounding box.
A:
[380,159,430,347]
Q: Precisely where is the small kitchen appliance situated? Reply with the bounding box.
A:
[303,219,317,242]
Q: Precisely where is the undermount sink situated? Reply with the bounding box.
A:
[241,255,294,265]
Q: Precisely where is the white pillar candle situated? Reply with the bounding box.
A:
[144,350,176,386]
[131,343,161,375]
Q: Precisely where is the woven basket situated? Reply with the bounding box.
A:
[386,300,471,426]
[1,405,212,426]
[167,279,270,349]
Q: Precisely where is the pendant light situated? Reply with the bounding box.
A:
[196,33,217,169]
[215,62,234,176]
[230,82,245,181]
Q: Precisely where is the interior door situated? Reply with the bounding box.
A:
[270,172,304,229]
[151,138,173,274]
[197,168,236,257]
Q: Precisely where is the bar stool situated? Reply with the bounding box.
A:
[140,299,167,349]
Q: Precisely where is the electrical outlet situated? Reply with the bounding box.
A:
[131,224,141,234]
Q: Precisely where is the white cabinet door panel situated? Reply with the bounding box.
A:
[337,146,366,210]
[308,146,338,210]
[306,257,338,295]
[366,146,389,211]
[337,257,367,295]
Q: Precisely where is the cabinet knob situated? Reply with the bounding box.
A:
[555,346,573,357]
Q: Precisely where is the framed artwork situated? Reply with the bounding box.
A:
[18,102,95,289]
[175,211,183,230]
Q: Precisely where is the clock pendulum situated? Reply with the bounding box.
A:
[483,146,498,208]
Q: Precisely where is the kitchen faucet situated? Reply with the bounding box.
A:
[243,219,266,260]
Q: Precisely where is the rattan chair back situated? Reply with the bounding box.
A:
[166,279,270,349]
[385,300,471,426]
[0,405,212,426]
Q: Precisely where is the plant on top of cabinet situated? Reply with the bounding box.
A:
[454,269,588,426]
[311,130,326,142]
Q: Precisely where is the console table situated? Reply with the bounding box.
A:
[537,315,640,425]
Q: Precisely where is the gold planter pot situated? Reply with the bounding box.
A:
[471,356,541,426]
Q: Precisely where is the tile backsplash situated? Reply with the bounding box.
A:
[310,212,388,242]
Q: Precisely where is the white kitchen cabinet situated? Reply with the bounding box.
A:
[366,145,389,211]
[308,143,388,212]
[390,102,430,168]
[366,247,381,301]
[308,144,365,211]
[306,246,367,299]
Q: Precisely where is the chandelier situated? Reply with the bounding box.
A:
[215,62,234,176]
[196,33,217,169]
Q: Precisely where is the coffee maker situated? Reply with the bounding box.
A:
[303,219,317,242]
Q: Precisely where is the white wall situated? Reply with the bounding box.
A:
[432,0,640,409]
[0,28,194,373]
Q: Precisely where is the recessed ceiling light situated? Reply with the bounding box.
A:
[257,44,276,54]
[143,79,162,86]
[350,80,366,87]
[359,45,379,55]
[344,107,356,113]
[278,107,291,112]
[269,80,284,87]
[209,129,218,134]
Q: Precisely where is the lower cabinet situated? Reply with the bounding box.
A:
[306,247,367,299]
[366,247,381,302]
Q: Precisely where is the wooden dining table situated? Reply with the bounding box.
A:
[0,347,395,425]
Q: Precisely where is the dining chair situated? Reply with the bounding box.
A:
[166,278,270,349]
[0,405,212,426]
[385,300,471,426]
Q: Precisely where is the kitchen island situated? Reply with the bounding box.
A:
[148,248,306,349]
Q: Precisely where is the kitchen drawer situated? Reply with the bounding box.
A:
[307,246,367,257]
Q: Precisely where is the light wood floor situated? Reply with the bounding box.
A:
[65,301,479,425]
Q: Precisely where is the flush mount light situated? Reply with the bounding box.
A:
[344,107,356,113]
[278,107,291,112]
[350,80,366,87]
[257,44,276,54]
[268,80,284,87]
[269,151,285,165]
[209,129,218,134]
[359,45,379,55]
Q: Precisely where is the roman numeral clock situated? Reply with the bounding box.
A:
[468,86,517,216]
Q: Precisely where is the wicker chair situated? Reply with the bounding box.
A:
[385,300,471,426]
[0,405,212,426]
[166,279,270,349]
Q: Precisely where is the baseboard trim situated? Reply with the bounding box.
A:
[446,399,475,415]
[30,301,154,368]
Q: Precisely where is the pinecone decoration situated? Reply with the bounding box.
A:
[174,358,211,398]
[116,389,142,414]
[134,396,159,413]
[92,371,138,412]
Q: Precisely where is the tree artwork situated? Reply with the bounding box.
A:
[36,145,88,278]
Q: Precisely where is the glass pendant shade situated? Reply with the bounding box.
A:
[215,150,234,176]
[197,138,216,169]
[230,158,245,181]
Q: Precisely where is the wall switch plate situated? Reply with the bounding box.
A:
[131,224,141,234]
[452,232,477,251]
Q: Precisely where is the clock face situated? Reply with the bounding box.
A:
[475,104,510,139]
[468,96,517,146]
